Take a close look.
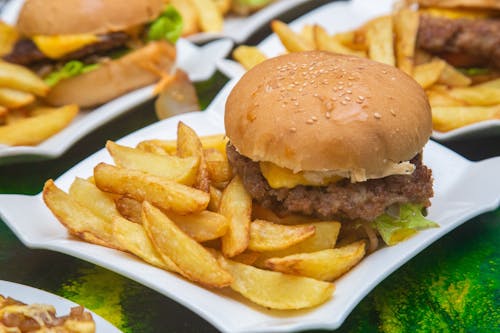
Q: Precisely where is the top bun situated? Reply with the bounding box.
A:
[17,0,164,36]
[225,51,432,180]
[416,0,500,10]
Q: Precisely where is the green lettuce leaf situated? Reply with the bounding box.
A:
[459,67,490,76]
[373,204,438,246]
[147,5,183,44]
[44,60,99,86]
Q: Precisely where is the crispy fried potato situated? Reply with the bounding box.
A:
[248,220,316,252]
[265,241,366,281]
[43,180,124,250]
[0,104,78,146]
[232,45,268,70]
[0,88,34,108]
[170,0,199,36]
[394,9,419,75]
[137,134,228,156]
[366,16,395,66]
[219,176,252,257]
[177,122,210,192]
[218,256,334,310]
[93,163,210,214]
[205,148,232,184]
[426,88,465,107]
[115,196,143,224]
[446,86,500,106]
[165,210,229,242]
[314,25,366,57]
[113,217,180,272]
[142,201,232,287]
[212,0,231,15]
[413,58,446,89]
[190,0,224,32]
[432,105,500,132]
[106,140,199,185]
[438,63,472,87]
[0,60,49,96]
[299,25,316,48]
[271,20,315,52]
[0,22,18,56]
[208,185,222,212]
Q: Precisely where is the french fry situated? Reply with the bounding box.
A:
[137,134,228,156]
[432,105,500,132]
[232,46,268,70]
[0,22,18,56]
[426,88,465,107]
[113,217,180,272]
[271,20,315,52]
[299,25,316,48]
[219,176,252,257]
[0,88,34,108]
[43,180,124,250]
[208,185,223,212]
[476,77,500,89]
[413,58,446,89]
[177,122,210,192]
[218,256,334,310]
[314,25,366,57]
[142,201,232,287]
[165,210,229,242]
[115,196,143,224]
[265,241,366,281]
[93,163,210,214]
[437,63,472,87]
[394,8,419,75]
[170,0,199,36]
[248,220,316,252]
[106,140,199,185]
[212,0,231,15]
[205,148,232,184]
[446,86,500,106]
[0,106,7,125]
[190,0,224,32]
[366,16,395,66]
[0,60,49,96]
[0,104,78,146]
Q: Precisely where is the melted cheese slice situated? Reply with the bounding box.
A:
[33,34,99,59]
[260,162,343,188]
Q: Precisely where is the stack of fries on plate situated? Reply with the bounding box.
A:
[232,4,500,133]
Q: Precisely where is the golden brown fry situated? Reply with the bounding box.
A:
[93,163,210,214]
[438,63,472,87]
[0,22,19,56]
[447,86,500,106]
[205,148,232,184]
[426,88,465,107]
[413,58,446,89]
[170,0,199,36]
[208,185,223,212]
[232,45,268,70]
[219,176,252,257]
[142,201,232,287]
[265,241,366,281]
[271,20,315,52]
[366,16,395,66]
[115,196,143,224]
[106,140,199,185]
[432,105,500,132]
[0,88,34,108]
[218,256,334,310]
[299,25,316,48]
[190,0,224,32]
[394,8,419,75]
[314,25,366,57]
[248,220,316,252]
[137,134,228,156]
[165,210,229,242]
[0,60,49,96]
[0,104,78,146]
[212,0,231,15]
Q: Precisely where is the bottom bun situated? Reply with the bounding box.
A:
[45,41,176,108]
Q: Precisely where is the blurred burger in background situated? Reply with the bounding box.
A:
[225,51,437,249]
[3,0,183,108]
[415,0,500,80]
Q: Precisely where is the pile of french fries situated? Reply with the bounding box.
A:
[0,22,78,146]
[166,0,274,36]
[43,122,368,310]
[233,10,500,132]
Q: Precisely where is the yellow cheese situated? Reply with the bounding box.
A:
[33,34,99,59]
[260,162,342,189]
[420,8,498,19]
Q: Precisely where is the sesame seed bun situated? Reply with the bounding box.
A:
[17,0,164,37]
[416,0,500,10]
[224,51,432,180]
[45,41,175,108]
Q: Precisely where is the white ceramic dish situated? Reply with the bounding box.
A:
[216,0,500,141]
[0,89,498,332]
[0,280,121,332]
[0,1,233,164]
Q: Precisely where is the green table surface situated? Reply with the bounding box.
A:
[1,2,499,332]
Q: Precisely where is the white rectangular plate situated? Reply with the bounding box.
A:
[216,0,500,141]
[0,95,499,332]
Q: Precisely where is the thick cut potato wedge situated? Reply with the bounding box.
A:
[165,210,229,242]
[142,202,232,287]
[0,88,34,108]
[248,220,316,252]
[106,140,199,185]
[205,148,232,184]
[0,60,49,96]
[219,176,252,257]
[271,20,315,52]
[432,105,500,132]
[43,180,124,250]
[314,25,366,57]
[208,185,222,212]
[232,46,268,70]
[218,256,334,310]
[190,0,223,32]
[265,241,366,281]
[94,163,210,214]
[137,134,228,156]
[394,8,419,75]
[115,196,143,224]
[366,16,395,66]
[413,58,446,89]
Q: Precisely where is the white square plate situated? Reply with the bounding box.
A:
[0,87,499,332]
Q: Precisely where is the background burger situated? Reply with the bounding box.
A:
[225,51,437,248]
[3,0,183,108]
[415,0,500,78]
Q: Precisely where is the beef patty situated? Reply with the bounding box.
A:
[417,15,500,69]
[227,144,433,221]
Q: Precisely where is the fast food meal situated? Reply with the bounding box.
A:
[0,294,95,333]
[3,0,181,108]
[42,51,439,312]
[232,2,500,132]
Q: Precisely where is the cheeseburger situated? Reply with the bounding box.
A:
[225,51,436,245]
[3,0,182,108]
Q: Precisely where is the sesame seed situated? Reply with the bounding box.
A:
[341,101,348,105]
[311,116,318,121]
[345,96,351,101]
[306,119,314,124]
[325,111,331,119]
[374,112,381,119]
[290,127,297,132]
